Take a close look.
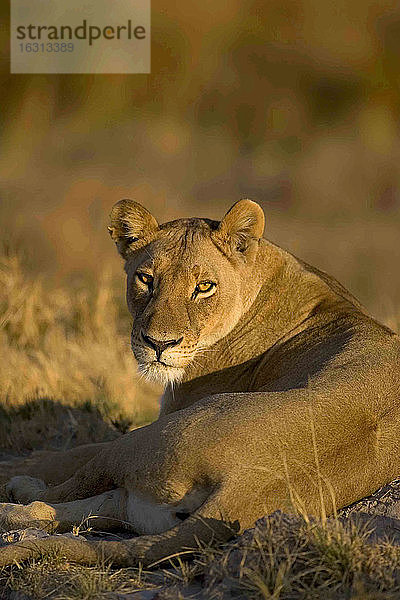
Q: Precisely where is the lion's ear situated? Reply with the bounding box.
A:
[213,199,265,258]
[108,199,159,259]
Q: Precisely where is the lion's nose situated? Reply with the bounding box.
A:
[141,332,183,360]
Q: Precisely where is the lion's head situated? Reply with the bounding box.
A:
[108,199,265,385]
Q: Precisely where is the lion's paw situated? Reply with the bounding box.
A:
[0,501,56,533]
[6,476,47,503]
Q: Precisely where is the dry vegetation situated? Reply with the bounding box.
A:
[0,248,160,452]
[0,557,157,600]
[200,512,400,600]
[2,513,400,599]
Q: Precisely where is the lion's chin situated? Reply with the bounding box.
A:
[137,361,186,386]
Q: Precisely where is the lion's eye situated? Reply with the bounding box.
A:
[193,281,216,299]
[136,272,153,287]
[197,281,214,293]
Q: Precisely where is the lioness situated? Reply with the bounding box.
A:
[0,198,399,567]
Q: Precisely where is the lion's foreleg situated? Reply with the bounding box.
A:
[0,488,130,533]
[49,488,130,532]
[0,486,235,567]
[0,442,111,495]
[16,455,116,504]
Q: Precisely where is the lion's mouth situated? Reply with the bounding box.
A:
[137,359,186,385]
[131,341,189,384]
[153,359,172,367]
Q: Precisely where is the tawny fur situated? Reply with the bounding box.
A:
[0,198,399,567]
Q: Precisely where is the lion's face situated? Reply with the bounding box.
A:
[109,200,265,386]
[125,227,245,384]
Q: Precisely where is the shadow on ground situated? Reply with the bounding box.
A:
[0,397,122,457]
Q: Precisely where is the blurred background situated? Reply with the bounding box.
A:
[0,0,400,444]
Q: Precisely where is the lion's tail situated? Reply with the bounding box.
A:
[0,534,135,567]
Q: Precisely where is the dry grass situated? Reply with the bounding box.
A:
[199,512,400,600]
[0,248,160,450]
[2,513,400,599]
[0,553,158,599]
